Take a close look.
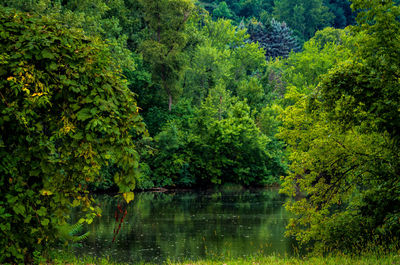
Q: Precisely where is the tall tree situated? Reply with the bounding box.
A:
[181,17,266,105]
[279,0,400,251]
[139,0,195,111]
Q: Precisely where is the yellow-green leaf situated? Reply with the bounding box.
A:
[40,190,53,196]
[123,192,134,203]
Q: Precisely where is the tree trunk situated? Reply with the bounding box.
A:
[168,93,172,112]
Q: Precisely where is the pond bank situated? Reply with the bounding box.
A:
[91,183,281,196]
[49,252,400,265]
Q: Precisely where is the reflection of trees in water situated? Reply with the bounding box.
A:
[72,189,292,263]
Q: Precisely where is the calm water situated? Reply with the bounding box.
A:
[72,188,295,263]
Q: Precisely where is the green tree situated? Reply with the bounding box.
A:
[279,87,398,251]
[247,18,300,59]
[278,0,400,252]
[213,1,233,19]
[237,0,263,18]
[139,0,195,111]
[321,0,400,140]
[273,0,334,41]
[187,86,285,185]
[323,0,355,28]
[197,0,275,23]
[146,99,195,186]
[182,17,266,106]
[0,7,145,262]
[271,27,352,95]
[150,85,286,187]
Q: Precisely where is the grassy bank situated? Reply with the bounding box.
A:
[48,252,400,265]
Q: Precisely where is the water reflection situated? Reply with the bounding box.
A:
[72,189,294,263]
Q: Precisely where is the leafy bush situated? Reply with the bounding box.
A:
[147,87,286,187]
[0,7,145,263]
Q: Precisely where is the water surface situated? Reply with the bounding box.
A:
[73,188,294,263]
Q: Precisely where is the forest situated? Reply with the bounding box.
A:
[0,0,399,264]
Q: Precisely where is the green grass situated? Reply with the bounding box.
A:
[164,254,400,265]
[47,252,400,265]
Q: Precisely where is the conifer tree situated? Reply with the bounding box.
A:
[247,18,300,59]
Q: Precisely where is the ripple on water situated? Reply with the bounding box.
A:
[72,189,293,263]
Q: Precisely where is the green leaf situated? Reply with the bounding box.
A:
[49,62,58,71]
[36,207,47,216]
[24,216,32,223]
[41,218,50,226]
[76,108,91,121]
[41,49,55,59]
[71,132,83,140]
[13,204,25,215]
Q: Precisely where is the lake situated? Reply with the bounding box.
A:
[72,188,295,263]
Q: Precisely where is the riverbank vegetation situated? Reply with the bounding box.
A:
[1,0,399,263]
[47,251,400,265]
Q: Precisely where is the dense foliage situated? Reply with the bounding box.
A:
[139,0,195,111]
[147,87,285,187]
[278,0,400,252]
[198,0,355,41]
[1,0,399,262]
[0,7,145,262]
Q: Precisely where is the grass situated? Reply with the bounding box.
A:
[46,251,400,265]
[164,254,400,265]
